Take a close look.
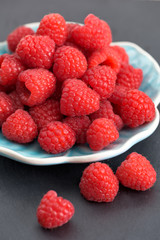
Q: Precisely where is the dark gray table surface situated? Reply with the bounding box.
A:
[0,0,160,240]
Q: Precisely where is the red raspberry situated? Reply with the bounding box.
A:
[64,41,86,55]
[72,14,112,51]
[0,54,25,86]
[29,99,63,131]
[37,190,75,229]
[9,90,24,110]
[2,109,38,143]
[53,46,87,81]
[120,89,155,128]
[90,100,124,130]
[87,118,119,151]
[82,66,116,99]
[63,116,91,144]
[60,79,100,117]
[16,35,55,69]
[7,26,34,52]
[117,64,143,89]
[116,152,157,191]
[111,45,129,65]
[109,85,129,105]
[88,47,121,73]
[66,23,80,42]
[38,121,76,154]
[0,54,10,65]
[0,92,15,127]
[17,68,56,107]
[37,13,67,46]
[79,162,119,202]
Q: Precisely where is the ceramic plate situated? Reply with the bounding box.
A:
[0,22,160,165]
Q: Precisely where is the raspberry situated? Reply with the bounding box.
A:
[16,35,55,69]
[60,79,100,117]
[117,64,143,89]
[111,45,129,65]
[87,118,119,151]
[90,100,124,130]
[2,109,38,143]
[9,90,24,110]
[38,121,76,154]
[0,54,25,86]
[7,26,34,52]
[79,162,119,202]
[37,190,75,229]
[82,66,116,99]
[116,152,157,191]
[0,54,10,65]
[63,116,91,144]
[109,85,129,105]
[64,41,86,55]
[17,68,56,107]
[37,13,67,46]
[88,47,121,73]
[120,89,155,128]
[72,14,112,51]
[29,99,63,130]
[66,23,80,42]
[53,46,87,81]
[0,92,15,126]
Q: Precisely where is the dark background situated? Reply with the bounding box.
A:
[0,0,160,239]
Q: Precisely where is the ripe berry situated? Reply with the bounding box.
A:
[88,47,121,73]
[82,65,116,99]
[0,92,15,127]
[53,46,87,81]
[109,85,129,105]
[38,121,76,154]
[0,54,25,86]
[60,79,100,117]
[9,90,24,110]
[7,26,34,52]
[87,118,119,151]
[63,116,91,144]
[2,109,38,143]
[117,64,143,89]
[116,152,157,191]
[29,99,63,130]
[17,68,56,107]
[37,13,67,46]
[16,35,55,69]
[120,89,155,128]
[72,14,112,51]
[66,23,80,42]
[90,99,124,130]
[37,190,75,229]
[111,45,129,65]
[79,162,119,202]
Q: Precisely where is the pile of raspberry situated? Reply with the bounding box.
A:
[0,13,156,154]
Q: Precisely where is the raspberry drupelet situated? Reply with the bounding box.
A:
[37,190,75,229]
[16,68,56,107]
[2,109,38,143]
[16,35,55,69]
[79,162,119,202]
[116,152,157,191]
[38,121,76,154]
